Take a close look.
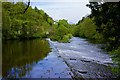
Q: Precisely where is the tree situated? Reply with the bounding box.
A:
[2,2,54,39]
[87,2,120,50]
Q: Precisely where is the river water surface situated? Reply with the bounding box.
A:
[2,37,116,79]
[2,39,72,78]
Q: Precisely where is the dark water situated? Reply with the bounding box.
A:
[2,39,51,78]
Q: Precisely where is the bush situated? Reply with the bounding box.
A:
[61,34,72,43]
[73,17,104,43]
[49,20,73,43]
[109,47,120,76]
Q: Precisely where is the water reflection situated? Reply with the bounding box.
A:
[2,39,50,78]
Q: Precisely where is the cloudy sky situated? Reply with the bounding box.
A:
[30,0,91,24]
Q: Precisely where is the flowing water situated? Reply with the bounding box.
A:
[49,37,116,79]
[2,37,116,79]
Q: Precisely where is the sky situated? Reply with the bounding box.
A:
[30,0,91,24]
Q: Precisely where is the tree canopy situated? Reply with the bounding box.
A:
[2,2,54,39]
[87,2,120,50]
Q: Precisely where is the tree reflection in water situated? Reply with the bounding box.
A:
[2,39,51,78]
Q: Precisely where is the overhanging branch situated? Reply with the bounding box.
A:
[24,0,30,13]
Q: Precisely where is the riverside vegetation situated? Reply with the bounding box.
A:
[2,2,72,42]
[2,2,120,77]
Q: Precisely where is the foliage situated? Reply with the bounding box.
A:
[2,2,73,43]
[87,2,120,50]
[2,2,54,39]
[109,47,120,76]
[73,17,103,43]
[50,19,73,42]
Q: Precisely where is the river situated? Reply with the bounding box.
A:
[2,37,117,79]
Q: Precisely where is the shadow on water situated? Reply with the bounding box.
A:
[2,39,51,78]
